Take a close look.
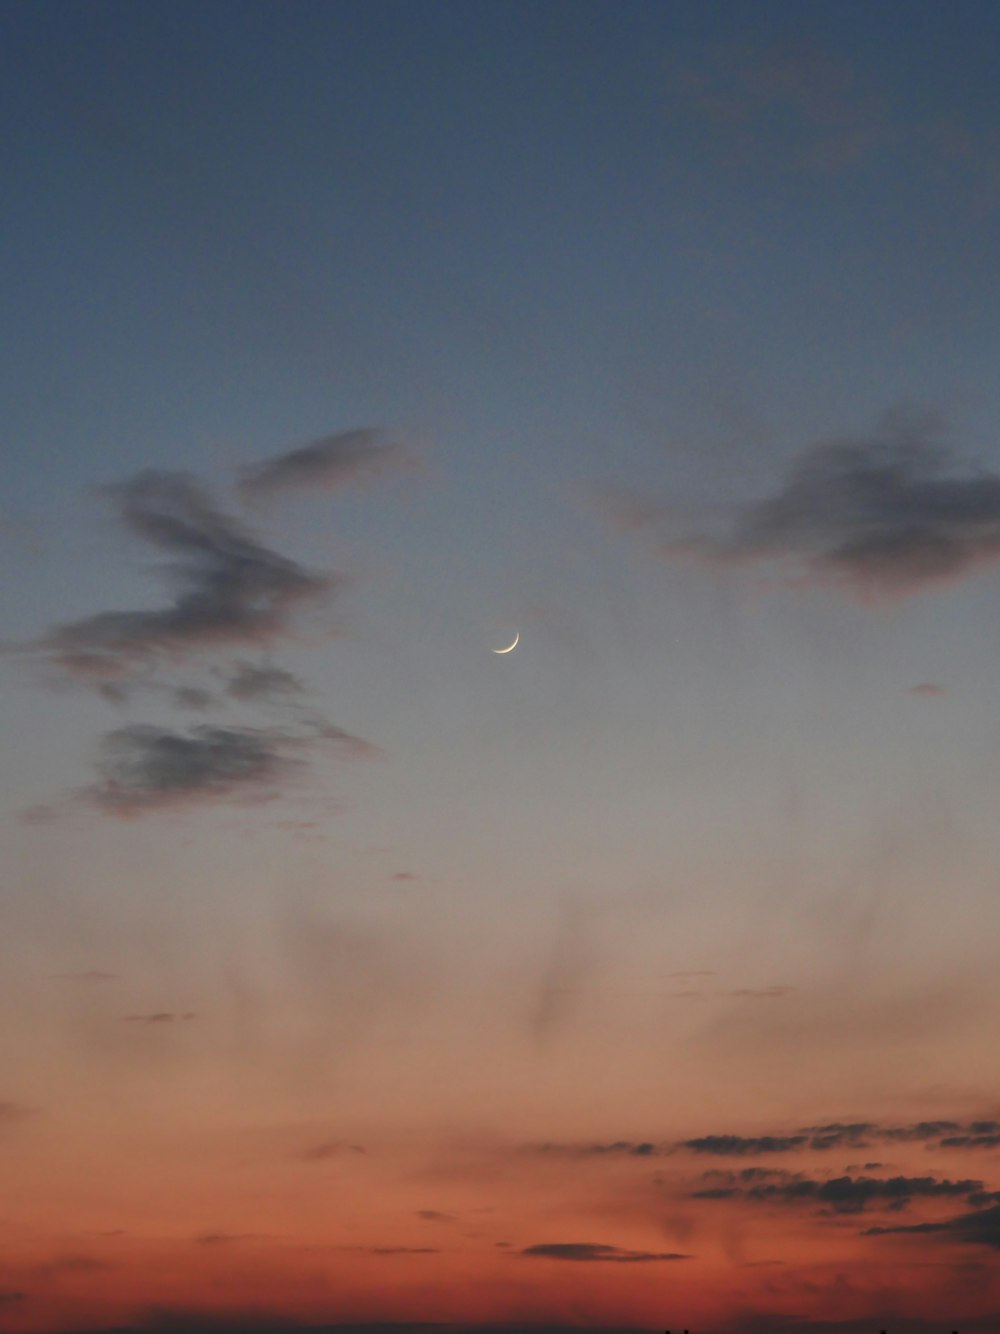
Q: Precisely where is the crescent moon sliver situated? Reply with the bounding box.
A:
[493,632,519,655]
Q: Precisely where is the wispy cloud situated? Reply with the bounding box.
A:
[123,1012,197,1024]
[519,1242,690,1263]
[222,661,304,702]
[239,428,413,501]
[38,471,333,683]
[673,37,889,171]
[608,409,1000,602]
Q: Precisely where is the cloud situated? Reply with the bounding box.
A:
[223,661,304,702]
[615,409,1000,602]
[672,37,888,171]
[416,1209,456,1223]
[677,1118,992,1156]
[298,1141,365,1161]
[692,1169,985,1213]
[907,682,947,696]
[81,723,302,816]
[0,1101,36,1125]
[681,1134,810,1156]
[866,1202,1000,1249]
[239,428,412,501]
[535,1140,661,1158]
[519,1242,690,1263]
[39,471,333,682]
[123,1012,196,1024]
[54,970,118,983]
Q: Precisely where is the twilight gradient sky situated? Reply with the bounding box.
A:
[4,3,1000,1332]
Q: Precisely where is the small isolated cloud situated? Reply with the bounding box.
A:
[367,1246,439,1256]
[0,1101,36,1125]
[239,428,413,501]
[391,871,419,882]
[611,409,1000,603]
[223,661,304,702]
[724,986,796,1000]
[194,1233,264,1247]
[520,1242,690,1263]
[54,970,118,983]
[298,1140,365,1161]
[907,682,947,696]
[37,471,332,683]
[124,1012,196,1024]
[416,1210,456,1223]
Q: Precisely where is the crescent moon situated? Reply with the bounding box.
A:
[493,631,519,655]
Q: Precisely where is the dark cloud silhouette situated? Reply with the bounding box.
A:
[40,471,332,682]
[538,1140,660,1158]
[692,1168,984,1213]
[866,1202,1000,1249]
[519,1242,690,1263]
[239,428,412,500]
[681,1134,809,1156]
[223,661,304,702]
[677,1118,989,1156]
[614,409,1000,602]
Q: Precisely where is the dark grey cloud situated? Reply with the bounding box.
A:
[519,1242,690,1263]
[536,1140,661,1158]
[678,1118,989,1156]
[239,428,412,501]
[40,471,333,682]
[692,1168,985,1214]
[223,661,304,702]
[614,409,1000,602]
[866,1202,1000,1249]
[681,1134,810,1156]
[83,723,301,816]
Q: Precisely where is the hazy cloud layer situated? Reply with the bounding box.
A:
[519,1242,690,1263]
[673,37,887,170]
[41,472,332,681]
[239,428,411,500]
[612,410,1000,601]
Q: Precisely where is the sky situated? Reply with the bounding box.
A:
[3,2,1000,1331]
